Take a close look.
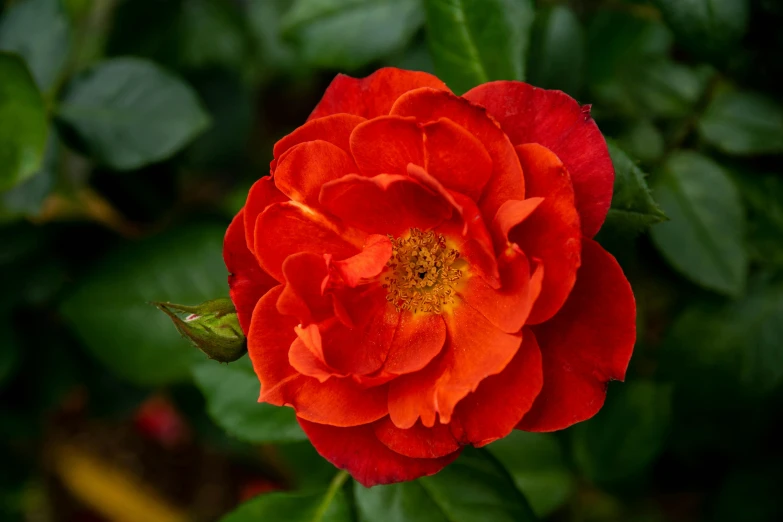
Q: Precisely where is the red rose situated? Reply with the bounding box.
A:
[224,68,635,486]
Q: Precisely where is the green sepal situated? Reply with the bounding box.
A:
[153,297,246,363]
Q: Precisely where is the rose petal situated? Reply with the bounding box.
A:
[390,88,525,222]
[510,144,581,324]
[518,238,635,432]
[224,210,278,333]
[289,324,343,383]
[491,198,544,251]
[243,177,288,254]
[464,82,614,238]
[423,117,492,200]
[388,305,522,428]
[350,116,424,176]
[299,419,461,487]
[332,234,392,287]
[320,173,452,237]
[459,247,544,334]
[277,252,332,325]
[308,68,450,121]
[272,113,366,171]
[374,417,460,458]
[247,285,298,398]
[383,312,447,375]
[452,327,543,446]
[320,287,399,376]
[254,201,361,282]
[274,140,358,208]
[248,249,387,429]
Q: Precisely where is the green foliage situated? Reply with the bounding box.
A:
[487,431,574,518]
[282,0,424,70]
[0,53,48,191]
[0,0,71,93]
[220,472,351,522]
[56,58,210,170]
[699,88,783,155]
[601,142,667,236]
[572,381,672,485]
[526,5,584,96]
[651,151,747,295]
[356,448,537,522]
[424,0,534,93]
[60,224,227,385]
[192,357,306,444]
[653,0,749,59]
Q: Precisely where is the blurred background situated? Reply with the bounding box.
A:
[1,0,782,520]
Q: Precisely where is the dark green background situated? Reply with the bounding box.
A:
[1,0,782,521]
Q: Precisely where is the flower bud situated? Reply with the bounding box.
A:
[153,298,246,363]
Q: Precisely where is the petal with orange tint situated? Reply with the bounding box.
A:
[423,117,492,200]
[452,328,543,446]
[374,417,460,459]
[277,252,332,325]
[299,419,461,487]
[491,197,543,251]
[383,312,447,375]
[308,68,450,121]
[320,173,452,237]
[274,140,357,208]
[332,234,392,287]
[289,324,343,383]
[510,144,581,324]
[243,177,288,254]
[320,287,399,376]
[247,285,298,401]
[272,113,366,170]
[388,305,522,429]
[254,201,360,282]
[464,82,613,238]
[350,116,424,176]
[390,88,524,220]
[459,247,544,334]
[518,238,635,432]
[224,210,278,333]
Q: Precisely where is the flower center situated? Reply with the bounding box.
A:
[383,229,463,314]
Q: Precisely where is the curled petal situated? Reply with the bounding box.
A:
[254,201,361,282]
[274,140,358,208]
[299,419,461,487]
[277,252,332,325]
[320,173,452,237]
[272,113,366,170]
[243,177,288,254]
[309,68,450,121]
[350,116,424,176]
[383,312,447,375]
[423,117,492,200]
[374,417,460,458]
[332,234,393,287]
[452,327,543,446]
[390,88,525,221]
[289,324,342,383]
[464,82,613,237]
[511,144,581,324]
[491,198,544,252]
[459,247,544,334]
[224,210,278,333]
[518,238,635,432]
[388,305,522,428]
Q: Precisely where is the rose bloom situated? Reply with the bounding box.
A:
[224,68,635,486]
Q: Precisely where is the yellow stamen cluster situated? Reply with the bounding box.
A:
[383,229,462,314]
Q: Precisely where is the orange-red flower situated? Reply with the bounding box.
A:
[223,68,635,486]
